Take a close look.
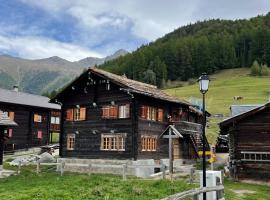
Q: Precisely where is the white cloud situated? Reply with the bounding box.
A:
[0,35,102,61]
[19,0,270,42]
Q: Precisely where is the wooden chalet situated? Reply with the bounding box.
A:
[0,110,17,167]
[51,68,209,161]
[0,87,61,151]
[220,103,270,181]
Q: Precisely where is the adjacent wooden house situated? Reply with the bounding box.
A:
[51,68,208,161]
[0,88,61,151]
[0,110,17,167]
[220,103,270,181]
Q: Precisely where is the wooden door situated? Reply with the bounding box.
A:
[173,139,181,160]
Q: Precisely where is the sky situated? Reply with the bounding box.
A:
[0,0,269,61]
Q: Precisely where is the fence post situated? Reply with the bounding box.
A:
[122,164,127,181]
[88,164,92,176]
[193,194,199,200]
[36,162,40,174]
[17,161,21,174]
[161,164,166,179]
[60,162,65,176]
[189,168,195,184]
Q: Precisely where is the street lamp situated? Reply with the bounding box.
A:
[198,73,210,200]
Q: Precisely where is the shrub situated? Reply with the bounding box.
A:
[250,60,269,76]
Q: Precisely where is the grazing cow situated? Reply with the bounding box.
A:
[233,96,243,100]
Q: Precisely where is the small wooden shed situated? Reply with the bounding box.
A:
[220,103,270,181]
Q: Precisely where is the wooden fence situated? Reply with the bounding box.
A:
[16,161,197,182]
[161,185,225,200]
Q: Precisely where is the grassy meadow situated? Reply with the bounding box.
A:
[165,68,270,143]
[0,166,270,200]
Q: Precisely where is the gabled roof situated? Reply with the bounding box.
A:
[159,125,184,138]
[220,103,270,127]
[0,88,60,110]
[0,110,17,126]
[52,67,191,106]
[230,104,262,117]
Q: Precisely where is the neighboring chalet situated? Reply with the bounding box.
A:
[51,68,209,161]
[0,87,61,151]
[220,103,270,181]
[0,110,17,167]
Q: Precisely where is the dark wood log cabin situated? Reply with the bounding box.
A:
[51,68,209,161]
[0,87,61,151]
[0,110,17,167]
[220,103,270,181]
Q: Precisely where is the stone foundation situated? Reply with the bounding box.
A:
[57,158,159,178]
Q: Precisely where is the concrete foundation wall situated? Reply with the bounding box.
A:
[57,158,158,178]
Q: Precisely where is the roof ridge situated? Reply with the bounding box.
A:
[0,88,50,100]
[90,67,157,89]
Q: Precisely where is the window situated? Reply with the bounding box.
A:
[51,116,56,124]
[140,106,158,121]
[157,109,164,122]
[101,134,126,151]
[3,111,15,120]
[66,107,86,121]
[37,131,42,139]
[141,136,157,151]
[102,105,118,119]
[67,134,75,150]
[34,114,42,122]
[55,117,60,124]
[119,104,130,118]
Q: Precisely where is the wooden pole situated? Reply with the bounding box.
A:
[60,162,65,176]
[169,127,173,180]
[122,164,127,181]
[161,163,166,179]
[18,161,21,174]
[0,127,4,171]
[36,162,40,174]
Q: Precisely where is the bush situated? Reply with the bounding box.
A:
[250,60,270,76]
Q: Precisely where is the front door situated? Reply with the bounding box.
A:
[173,139,181,160]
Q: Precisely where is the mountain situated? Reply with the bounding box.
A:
[76,49,128,67]
[101,12,270,87]
[0,49,128,94]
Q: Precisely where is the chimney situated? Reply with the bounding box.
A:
[13,85,19,92]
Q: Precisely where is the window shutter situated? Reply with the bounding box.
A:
[37,131,42,139]
[66,109,74,121]
[8,112,15,120]
[8,129,13,137]
[79,107,86,120]
[110,106,118,118]
[158,109,164,122]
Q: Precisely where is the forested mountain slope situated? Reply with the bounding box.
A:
[101,12,270,87]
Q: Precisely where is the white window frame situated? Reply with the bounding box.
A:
[100,133,126,151]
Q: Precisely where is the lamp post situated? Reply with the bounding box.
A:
[198,73,210,200]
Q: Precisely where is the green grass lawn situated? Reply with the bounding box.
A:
[0,166,194,200]
[165,68,270,144]
[0,166,270,200]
